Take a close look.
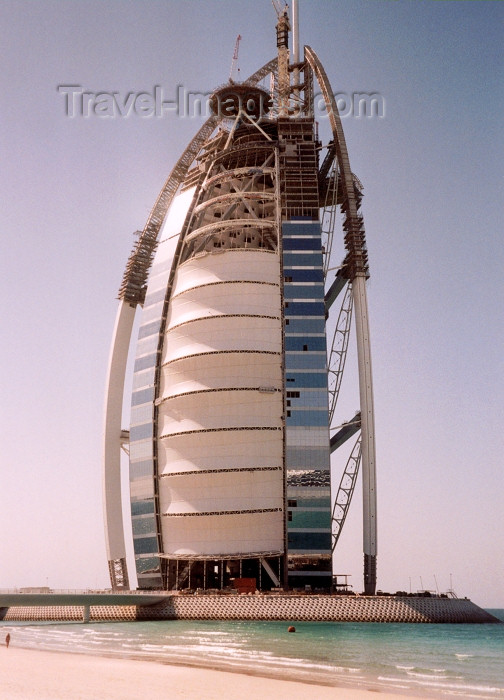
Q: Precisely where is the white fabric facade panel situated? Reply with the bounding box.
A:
[162,511,284,556]
[158,390,282,435]
[173,250,280,294]
[162,316,282,362]
[157,429,282,474]
[159,353,282,399]
[168,281,279,327]
[158,247,285,557]
[160,470,283,514]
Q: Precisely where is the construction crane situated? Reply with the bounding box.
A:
[229,34,242,83]
[271,0,285,17]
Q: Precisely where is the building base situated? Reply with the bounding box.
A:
[1,594,500,624]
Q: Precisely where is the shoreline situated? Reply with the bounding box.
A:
[1,646,435,700]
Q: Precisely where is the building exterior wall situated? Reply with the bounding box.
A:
[283,221,332,588]
[129,187,195,589]
[157,248,285,558]
[128,116,332,591]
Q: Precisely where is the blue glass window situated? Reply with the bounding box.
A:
[130,460,153,479]
[285,373,328,387]
[292,497,331,508]
[287,410,329,426]
[131,499,155,516]
[136,557,160,573]
[287,390,328,408]
[287,532,331,550]
[138,320,162,340]
[283,237,321,250]
[131,387,155,406]
[283,252,323,268]
[143,287,166,307]
[284,268,324,283]
[285,337,326,352]
[134,353,157,372]
[130,423,153,442]
[285,318,325,334]
[133,536,158,555]
[289,510,331,529]
[284,353,327,370]
[284,301,325,316]
[283,222,321,235]
[284,284,325,299]
[132,516,157,536]
[285,446,330,468]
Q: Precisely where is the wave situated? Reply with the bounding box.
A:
[379,675,504,695]
[3,618,503,698]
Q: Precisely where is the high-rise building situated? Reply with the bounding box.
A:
[103,4,377,594]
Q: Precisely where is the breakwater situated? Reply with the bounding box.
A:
[0,593,500,623]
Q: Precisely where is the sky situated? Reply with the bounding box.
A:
[1,0,502,607]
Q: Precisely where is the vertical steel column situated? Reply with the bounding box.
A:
[102,300,135,590]
[352,276,377,594]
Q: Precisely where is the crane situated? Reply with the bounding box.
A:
[229,34,242,83]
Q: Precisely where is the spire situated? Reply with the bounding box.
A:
[275,3,291,116]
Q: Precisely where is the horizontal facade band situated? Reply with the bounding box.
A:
[171,279,279,300]
[184,218,275,244]
[160,466,282,478]
[163,507,283,518]
[202,166,275,192]
[158,550,283,561]
[156,386,281,405]
[160,426,282,440]
[193,190,276,215]
[166,313,280,334]
[212,141,274,166]
[162,349,281,368]
[179,247,278,261]
[288,571,332,577]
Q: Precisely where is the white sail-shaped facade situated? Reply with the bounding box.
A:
[158,249,284,556]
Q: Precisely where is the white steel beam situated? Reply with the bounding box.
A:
[305,46,377,594]
[102,300,136,588]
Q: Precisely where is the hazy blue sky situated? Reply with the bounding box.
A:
[1,0,502,606]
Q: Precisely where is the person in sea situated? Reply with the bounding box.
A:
[5,633,10,648]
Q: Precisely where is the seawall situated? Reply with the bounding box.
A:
[0,594,500,624]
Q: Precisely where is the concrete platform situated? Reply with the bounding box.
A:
[0,593,500,623]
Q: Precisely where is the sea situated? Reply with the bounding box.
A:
[2,611,503,698]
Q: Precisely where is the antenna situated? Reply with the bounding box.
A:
[292,0,299,65]
[271,0,282,18]
[229,34,242,83]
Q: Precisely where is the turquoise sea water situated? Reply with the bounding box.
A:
[2,611,503,698]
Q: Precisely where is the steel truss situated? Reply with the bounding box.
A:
[108,557,129,590]
[327,282,353,425]
[331,435,362,553]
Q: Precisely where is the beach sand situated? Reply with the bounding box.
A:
[1,646,431,700]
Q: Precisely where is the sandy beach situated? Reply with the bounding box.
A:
[0,646,434,700]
